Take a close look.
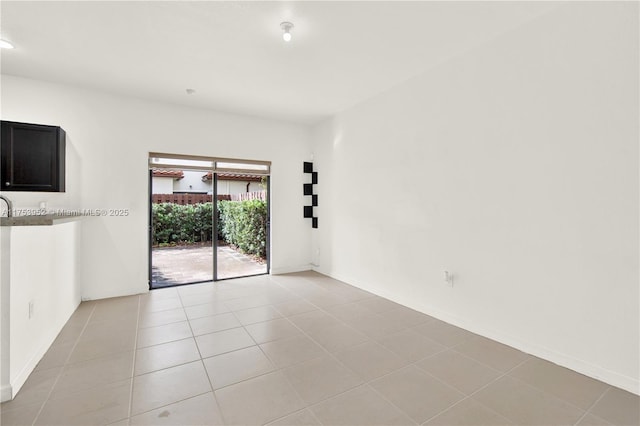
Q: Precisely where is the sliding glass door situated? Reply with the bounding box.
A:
[148,153,270,289]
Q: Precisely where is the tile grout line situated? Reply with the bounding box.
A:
[22,274,633,426]
[225,291,319,425]
[306,406,325,426]
[132,355,211,379]
[30,301,97,426]
[256,288,459,424]
[284,274,638,423]
[505,371,604,417]
[358,380,420,426]
[128,391,214,422]
[194,286,337,424]
[147,278,503,424]
[189,282,324,423]
[447,341,514,370]
[446,344,612,416]
[266,301,422,425]
[134,304,291,380]
[366,362,456,425]
[420,355,534,425]
[354,347,459,425]
[572,386,612,426]
[126,295,142,423]
[136,279,225,420]
[197,287,443,425]
[399,336,545,423]
[141,282,543,425]
[135,322,192,350]
[264,407,322,426]
[120,278,614,425]
[178,284,227,425]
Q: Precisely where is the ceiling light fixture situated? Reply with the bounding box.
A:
[280,22,294,42]
[0,39,14,49]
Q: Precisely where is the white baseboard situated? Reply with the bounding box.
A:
[323,270,640,396]
[270,265,312,275]
[83,283,149,301]
[420,301,640,395]
[1,384,12,402]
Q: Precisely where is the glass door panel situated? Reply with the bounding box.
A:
[214,174,269,280]
[150,167,214,288]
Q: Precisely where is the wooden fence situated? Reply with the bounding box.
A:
[152,194,228,205]
[230,191,267,201]
[152,191,266,205]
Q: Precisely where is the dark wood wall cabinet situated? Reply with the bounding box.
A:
[1,120,66,192]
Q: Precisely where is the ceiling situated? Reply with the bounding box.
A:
[0,1,558,125]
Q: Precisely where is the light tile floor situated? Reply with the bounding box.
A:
[1,271,638,426]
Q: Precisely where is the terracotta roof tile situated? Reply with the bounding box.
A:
[152,169,184,179]
[202,172,262,182]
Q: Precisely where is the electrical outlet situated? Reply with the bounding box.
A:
[28,300,34,319]
[444,271,454,287]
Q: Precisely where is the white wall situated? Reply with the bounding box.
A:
[152,173,262,195]
[172,170,212,194]
[3,221,81,399]
[1,75,313,299]
[0,226,11,401]
[217,180,263,195]
[151,176,174,194]
[312,2,638,393]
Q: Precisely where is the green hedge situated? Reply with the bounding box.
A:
[218,199,267,259]
[152,200,267,258]
[152,202,214,245]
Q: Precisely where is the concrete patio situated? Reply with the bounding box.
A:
[151,244,267,288]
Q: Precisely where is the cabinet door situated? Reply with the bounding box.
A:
[1,121,65,192]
